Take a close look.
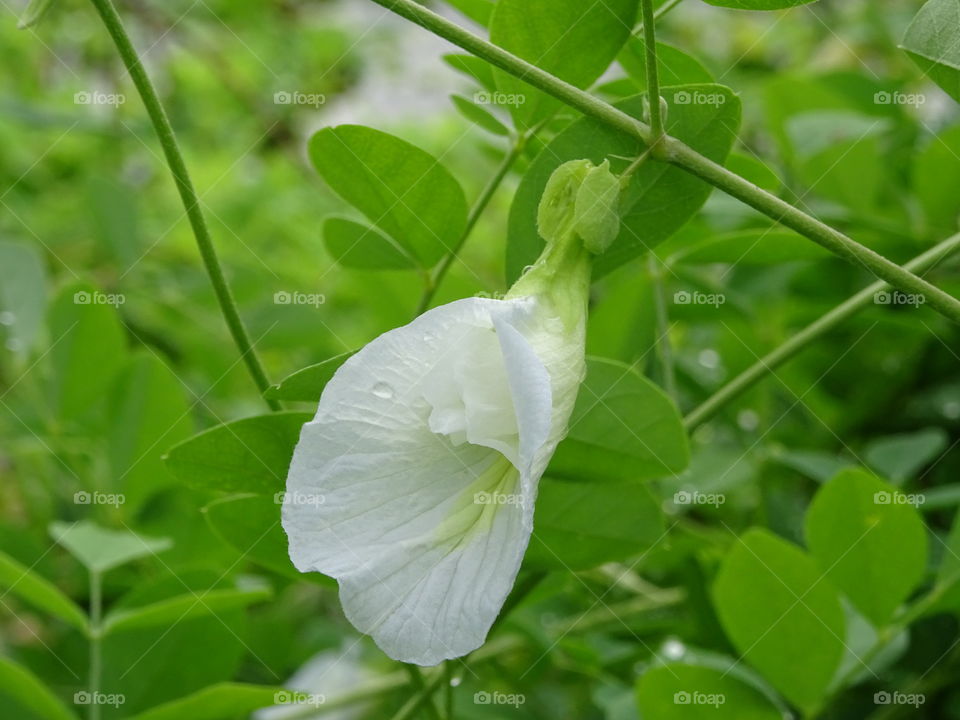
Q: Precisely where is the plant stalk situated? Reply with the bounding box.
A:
[87,0,280,410]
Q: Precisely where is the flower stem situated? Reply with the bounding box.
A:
[87,0,280,410]
[366,0,960,325]
[639,0,664,140]
[415,134,528,316]
[684,231,960,429]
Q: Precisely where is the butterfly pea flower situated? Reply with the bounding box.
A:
[282,158,621,665]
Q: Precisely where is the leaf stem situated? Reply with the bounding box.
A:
[648,254,677,401]
[639,0,664,140]
[88,570,102,720]
[415,133,528,316]
[684,232,960,429]
[366,0,960,325]
[87,0,280,410]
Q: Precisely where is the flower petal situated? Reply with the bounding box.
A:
[283,297,563,664]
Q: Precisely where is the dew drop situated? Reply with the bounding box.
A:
[662,638,686,660]
[372,382,394,400]
[0,311,14,326]
[449,676,462,688]
[698,349,720,369]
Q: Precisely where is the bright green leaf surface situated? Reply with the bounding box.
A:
[49,520,172,573]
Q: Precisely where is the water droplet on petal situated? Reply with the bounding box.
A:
[372,382,394,400]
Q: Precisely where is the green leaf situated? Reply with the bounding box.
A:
[103,585,272,636]
[107,353,193,513]
[915,126,960,236]
[703,0,819,9]
[0,549,87,631]
[450,94,510,136]
[48,282,126,422]
[309,125,467,267]
[805,468,928,626]
[0,241,46,354]
[203,494,332,583]
[490,0,639,128]
[548,357,690,482]
[87,174,141,267]
[125,683,284,720]
[901,0,960,103]
[526,478,664,570]
[442,54,496,91]
[507,86,741,280]
[164,412,310,493]
[0,657,78,720]
[636,663,781,720]
[713,528,845,715]
[323,217,417,270]
[49,520,172,573]
[672,230,831,265]
[864,428,949,484]
[619,40,714,89]
[265,352,355,402]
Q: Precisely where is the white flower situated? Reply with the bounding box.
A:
[283,158,616,666]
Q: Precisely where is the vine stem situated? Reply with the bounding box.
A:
[639,0,664,140]
[684,231,960,429]
[87,0,280,410]
[366,0,960,325]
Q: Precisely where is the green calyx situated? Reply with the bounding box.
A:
[507,158,622,329]
[537,158,622,255]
